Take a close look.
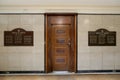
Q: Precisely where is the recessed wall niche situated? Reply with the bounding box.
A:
[88,28,116,46]
[4,28,33,46]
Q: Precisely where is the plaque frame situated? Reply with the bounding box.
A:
[4,28,33,46]
[88,28,116,46]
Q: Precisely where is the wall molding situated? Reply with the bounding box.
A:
[0,70,119,74]
[0,71,45,74]
[77,70,120,73]
[0,5,120,14]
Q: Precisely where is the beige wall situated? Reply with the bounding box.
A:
[0,14,120,71]
[0,14,44,71]
[78,15,120,70]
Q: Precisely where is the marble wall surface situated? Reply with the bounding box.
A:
[0,14,120,71]
[0,15,44,71]
[78,15,120,70]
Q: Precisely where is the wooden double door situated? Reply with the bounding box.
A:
[45,14,77,73]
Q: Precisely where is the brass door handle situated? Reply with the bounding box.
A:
[67,39,71,46]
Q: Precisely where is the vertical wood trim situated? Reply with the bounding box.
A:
[74,15,77,72]
[45,14,48,73]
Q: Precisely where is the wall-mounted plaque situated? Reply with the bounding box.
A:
[4,28,33,46]
[88,28,116,46]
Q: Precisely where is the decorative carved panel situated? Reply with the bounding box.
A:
[55,57,66,64]
[55,28,67,36]
[56,48,65,54]
[56,38,66,44]
[88,28,116,46]
[56,59,65,62]
[56,30,65,34]
[4,28,33,46]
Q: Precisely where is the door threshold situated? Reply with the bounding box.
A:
[50,71,74,75]
[53,71,69,73]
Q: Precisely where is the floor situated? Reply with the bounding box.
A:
[0,74,120,80]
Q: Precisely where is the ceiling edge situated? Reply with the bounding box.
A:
[0,5,120,14]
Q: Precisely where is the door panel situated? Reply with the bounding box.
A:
[45,14,77,73]
[52,25,70,71]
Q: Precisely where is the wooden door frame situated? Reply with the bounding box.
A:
[44,13,77,73]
